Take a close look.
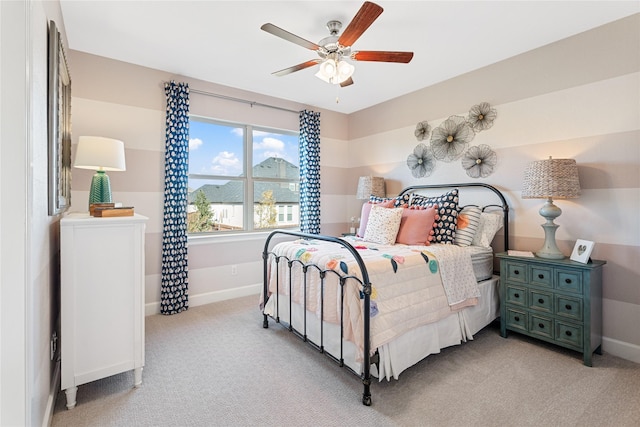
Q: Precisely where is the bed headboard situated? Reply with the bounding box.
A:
[397,183,509,251]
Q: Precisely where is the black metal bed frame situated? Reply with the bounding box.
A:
[262,183,509,406]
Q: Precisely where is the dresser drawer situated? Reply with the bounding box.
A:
[556,321,583,349]
[506,285,527,306]
[530,265,553,289]
[529,289,553,314]
[505,261,528,283]
[506,308,527,332]
[556,269,583,294]
[529,314,553,339]
[556,295,583,321]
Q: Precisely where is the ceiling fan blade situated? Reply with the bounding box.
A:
[351,51,414,63]
[261,23,321,51]
[272,59,322,77]
[338,1,383,47]
[340,77,354,87]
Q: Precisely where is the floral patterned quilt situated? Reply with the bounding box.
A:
[265,237,480,355]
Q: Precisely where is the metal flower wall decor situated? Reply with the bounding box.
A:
[406,143,435,178]
[430,115,475,162]
[467,102,497,132]
[414,120,431,141]
[461,144,497,178]
[408,102,498,179]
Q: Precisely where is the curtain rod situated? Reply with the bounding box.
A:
[188,87,301,115]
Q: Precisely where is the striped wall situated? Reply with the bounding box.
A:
[346,15,640,361]
[67,50,350,314]
[67,14,638,362]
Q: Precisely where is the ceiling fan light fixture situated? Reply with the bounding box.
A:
[337,59,354,81]
[315,58,354,85]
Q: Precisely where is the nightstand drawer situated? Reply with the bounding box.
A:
[556,295,583,320]
[505,261,528,283]
[529,290,553,313]
[506,285,527,306]
[530,265,553,288]
[506,308,527,331]
[530,314,553,339]
[556,269,583,294]
[556,321,583,349]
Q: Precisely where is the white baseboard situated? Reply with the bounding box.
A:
[602,336,640,364]
[145,283,262,316]
[43,359,61,427]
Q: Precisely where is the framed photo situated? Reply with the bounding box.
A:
[570,239,595,264]
[48,20,72,215]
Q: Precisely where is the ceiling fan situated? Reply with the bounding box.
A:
[261,1,414,87]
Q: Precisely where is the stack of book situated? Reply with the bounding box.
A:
[89,203,134,217]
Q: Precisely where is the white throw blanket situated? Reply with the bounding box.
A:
[418,244,481,309]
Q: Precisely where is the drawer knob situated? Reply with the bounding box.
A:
[538,298,544,304]
[514,293,520,298]
[565,278,572,284]
[514,270,520,275]
[538,274,544,279]
[514,316,520,322]
[565,330,573,337]
[565,304,572,310]
[538,323,545,329]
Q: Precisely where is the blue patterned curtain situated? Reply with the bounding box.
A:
[299,110,321,234]
[161,81,190,314]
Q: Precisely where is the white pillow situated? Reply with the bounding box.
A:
[472,211,504,248]
[363,205,403,245]
[455,206,482,246]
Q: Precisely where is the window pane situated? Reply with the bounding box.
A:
[252,129,299,179]
[254,181,299,229]
[188,178,244,233]
[188,116,300,235]
[189,119,244,177]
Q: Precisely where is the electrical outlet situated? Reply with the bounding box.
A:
[50,331,58,361]
[231,265,238,276]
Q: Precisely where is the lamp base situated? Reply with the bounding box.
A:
[535,198,565,259]
[88,170,112,207]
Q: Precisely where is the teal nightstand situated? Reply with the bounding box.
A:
[496,253,606,366]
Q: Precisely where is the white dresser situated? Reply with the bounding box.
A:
[60,213,147,409]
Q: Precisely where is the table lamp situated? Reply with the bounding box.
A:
[521,156,581,259]
[356,176,386,199]
[74,136,126,207]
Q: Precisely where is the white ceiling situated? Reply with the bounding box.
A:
[59,1,639,114]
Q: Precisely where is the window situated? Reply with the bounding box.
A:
[187,116,300,235]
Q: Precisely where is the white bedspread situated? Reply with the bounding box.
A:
[265,237,480,358]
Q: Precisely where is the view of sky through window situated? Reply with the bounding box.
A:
[188,119,299,190]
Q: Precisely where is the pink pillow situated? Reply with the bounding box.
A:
[357,200,395,237]
[395,206,437,246]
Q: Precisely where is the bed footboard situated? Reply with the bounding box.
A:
[262,230,374,406]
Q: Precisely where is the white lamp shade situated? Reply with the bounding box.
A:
[336,60,354,82]
[74,136,126,171]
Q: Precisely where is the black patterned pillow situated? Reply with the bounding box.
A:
[369,193,411,208]
[408,189,459,244]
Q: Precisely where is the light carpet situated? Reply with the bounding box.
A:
[51,294,640,426]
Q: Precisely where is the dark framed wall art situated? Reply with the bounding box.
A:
[48,20,72,215]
